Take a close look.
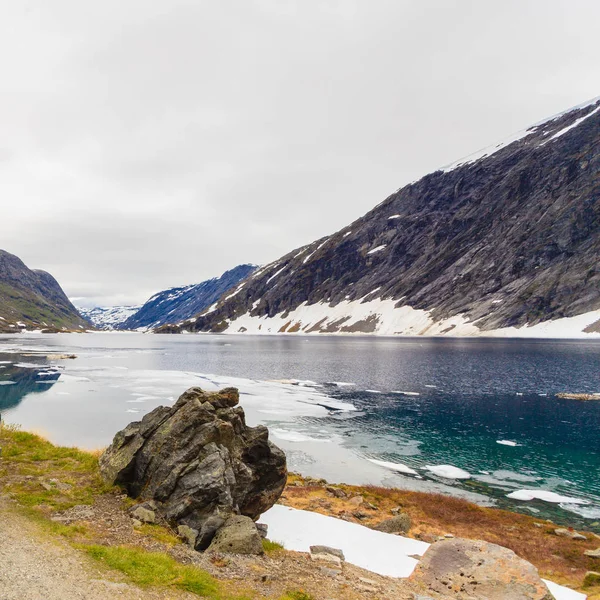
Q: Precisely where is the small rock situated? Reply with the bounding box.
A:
[41,482,53,491]
[256,523,268,539]
[584,548,600,558]
[348,495,363,507]
[130,506,156,524]
[319,567,341,577]
[373,514,412,534]
[207,515,263,555]
[533,522,544,528]
[310,545,345,560]
[555,528,587,540]
[444,533,455,538]
[310,553,342,567]
[326,486,347,499]
[178,525,199,547]
[365,502,378,511]
[131,519,142,528]
[352,511,368,520]
[584,571,600,586]
[391,506,403,515]
[358,577,378,586]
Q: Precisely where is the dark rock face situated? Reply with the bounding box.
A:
[159,98,600,335]
[121,264,256,330]
[0,249,89,331]
[410,538,553,599]
[99,386,287,551]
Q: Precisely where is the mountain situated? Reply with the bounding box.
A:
[157,97,600,338]
[78,305,141,330]
[0,249,89,332]
[121,264,257,330]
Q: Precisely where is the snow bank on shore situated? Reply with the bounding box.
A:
[260,505,587,599]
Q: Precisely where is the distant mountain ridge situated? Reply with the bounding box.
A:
[0,249,88,332]
[157,96,600,338]
[78,305,141,330]
[120,264,257,330]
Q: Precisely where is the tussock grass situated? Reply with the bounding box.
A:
[262,538,284,554]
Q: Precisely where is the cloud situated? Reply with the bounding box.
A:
[1,0,599,305]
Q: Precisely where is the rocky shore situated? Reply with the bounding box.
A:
[1,387,599,599]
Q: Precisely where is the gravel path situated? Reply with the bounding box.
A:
[0,503,187,600]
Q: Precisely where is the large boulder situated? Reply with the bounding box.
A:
[410,538,554,599]
[99,387,287,550]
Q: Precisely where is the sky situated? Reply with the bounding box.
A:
[1,0,599,308]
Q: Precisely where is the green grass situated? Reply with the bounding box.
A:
[262,538,284,554]
[279,592,315,600]
[83,545,220,597]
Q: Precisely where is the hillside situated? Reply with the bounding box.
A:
[158,97,600,337]
[121,264,256,330]
[0,250,88,332]
[78,305,141,330]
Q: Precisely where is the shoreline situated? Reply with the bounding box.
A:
[0,424,598,598]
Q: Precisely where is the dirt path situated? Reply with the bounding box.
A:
[0,503,188,600]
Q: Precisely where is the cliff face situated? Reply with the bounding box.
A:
[121,264,256,330]
[158,97,600,337]
[0,250,88,332]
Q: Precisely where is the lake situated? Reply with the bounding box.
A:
[1,332,599,530]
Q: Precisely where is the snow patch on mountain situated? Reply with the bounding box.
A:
[78,306,140,330]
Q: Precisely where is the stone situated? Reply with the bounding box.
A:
[326,486,347,499]
[206,515,263,555]
[358,577,378,586]
[410,538,554,599]
[584,548,600,558]
[310,545,345,560]
[319,567,341,578]
[310,553,342,567]
[373,513,412,535]
[348,496,363,507]
[131,519,142,528]
[178,525,199,547]
[555,528,586,540]
[584,571,600,586]
[130,506,156,524]
[99,387,287,550]
[256,523,268,539]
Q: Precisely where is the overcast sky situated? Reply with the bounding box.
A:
[1,0,598,307]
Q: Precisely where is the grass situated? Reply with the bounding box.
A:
[262,538,284,554]
[0,424,111,511]
[84,545,220,597]
[279,592,314,600]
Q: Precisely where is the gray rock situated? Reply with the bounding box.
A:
[348,496,363,507]
[178,525,199,547]
[319,567,341,578]
[310,553,342,567]
[325,486,347,499]
[410,538,554,599]
[584,548,600,558]
[555,528,586,540]
[130,506,155,524]
[310,545,345,560]
[206,515,263,555]
[373,513,411,534]
[99,387,287,550]
[256,523,268,539]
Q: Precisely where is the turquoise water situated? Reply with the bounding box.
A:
[1,333,599,528]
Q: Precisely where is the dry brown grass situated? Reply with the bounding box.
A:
[282,474,600,597]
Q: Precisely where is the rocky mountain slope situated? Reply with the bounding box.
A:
[158,97,600,337]
[0,250,88,332]
[78,305,141,330]
[121,264,256,330]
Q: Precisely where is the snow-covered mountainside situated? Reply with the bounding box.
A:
[0,249,89,333]
[121,264,256,330]
[157,96,600,338]
[78,306,141,330]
